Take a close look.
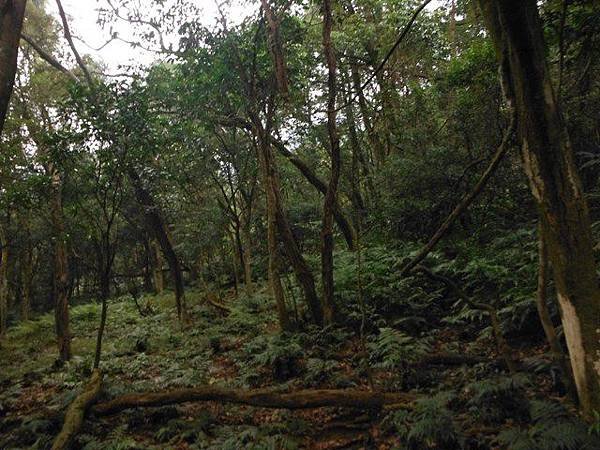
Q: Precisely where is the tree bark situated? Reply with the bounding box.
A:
[320,0,341,325]
[92,386,416,416]
[477,0,600,416]
[51,369,103,450]
[536,224,577,401]
[0,224,8,338]
[258,138,292,331]
[0,0,27,137]
[128,167,188,322]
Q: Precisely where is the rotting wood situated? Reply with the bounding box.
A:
[92,387,416,416]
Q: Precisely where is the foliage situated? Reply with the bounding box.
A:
[496,400,600,450]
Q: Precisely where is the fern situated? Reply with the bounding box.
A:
[496,400,600,450]
[383,393,462,449]
[466,375,530,424]
[368,327,431,370]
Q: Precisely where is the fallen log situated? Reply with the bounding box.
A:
[52,369,103,450]
[205,292,231,313]
[92,386,416,416]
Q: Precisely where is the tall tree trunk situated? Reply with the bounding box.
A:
[0,0,27,137]
[50,169,71,361]
[478,0,600,416]
[128,167,187,322]
[0,224,8,338]
[320,0,341,325]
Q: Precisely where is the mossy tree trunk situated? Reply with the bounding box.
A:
[478,0,600,416]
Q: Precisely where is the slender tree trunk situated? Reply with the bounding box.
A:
[478,0,600,415]
[128,168,187,322]
[0,0,27,137]
[20,234,33,321]
[320,0,341,325]
[142,239,153,292]
[227,228,240,297]
[93,262,110,369]
[195,252,208,292]
[258,139,292,331]
[255,124,323,326]
[152,239,164,294]
[0,224,8,338]
[350,63,384,167]
[242,217,254,296]
[50,169,71,361]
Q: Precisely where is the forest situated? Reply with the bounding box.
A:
[0,0,599,448]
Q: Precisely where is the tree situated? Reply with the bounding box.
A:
[0,0,27,137]
[477,0,600,416]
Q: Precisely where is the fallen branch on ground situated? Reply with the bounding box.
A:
[92,386,416,416]
[52,369,103,450]
[205,292,231,313]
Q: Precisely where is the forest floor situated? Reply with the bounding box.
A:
[0,285,597,449]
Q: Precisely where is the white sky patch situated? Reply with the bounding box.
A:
[46,0,254,73]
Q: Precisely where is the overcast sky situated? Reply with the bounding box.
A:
[46,0,253,72]
[46,0,443,73]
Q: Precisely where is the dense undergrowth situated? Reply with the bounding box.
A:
[1,240,599,449]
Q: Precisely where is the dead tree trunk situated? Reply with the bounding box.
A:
[92,386,416,416]
[478,0,600,416]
